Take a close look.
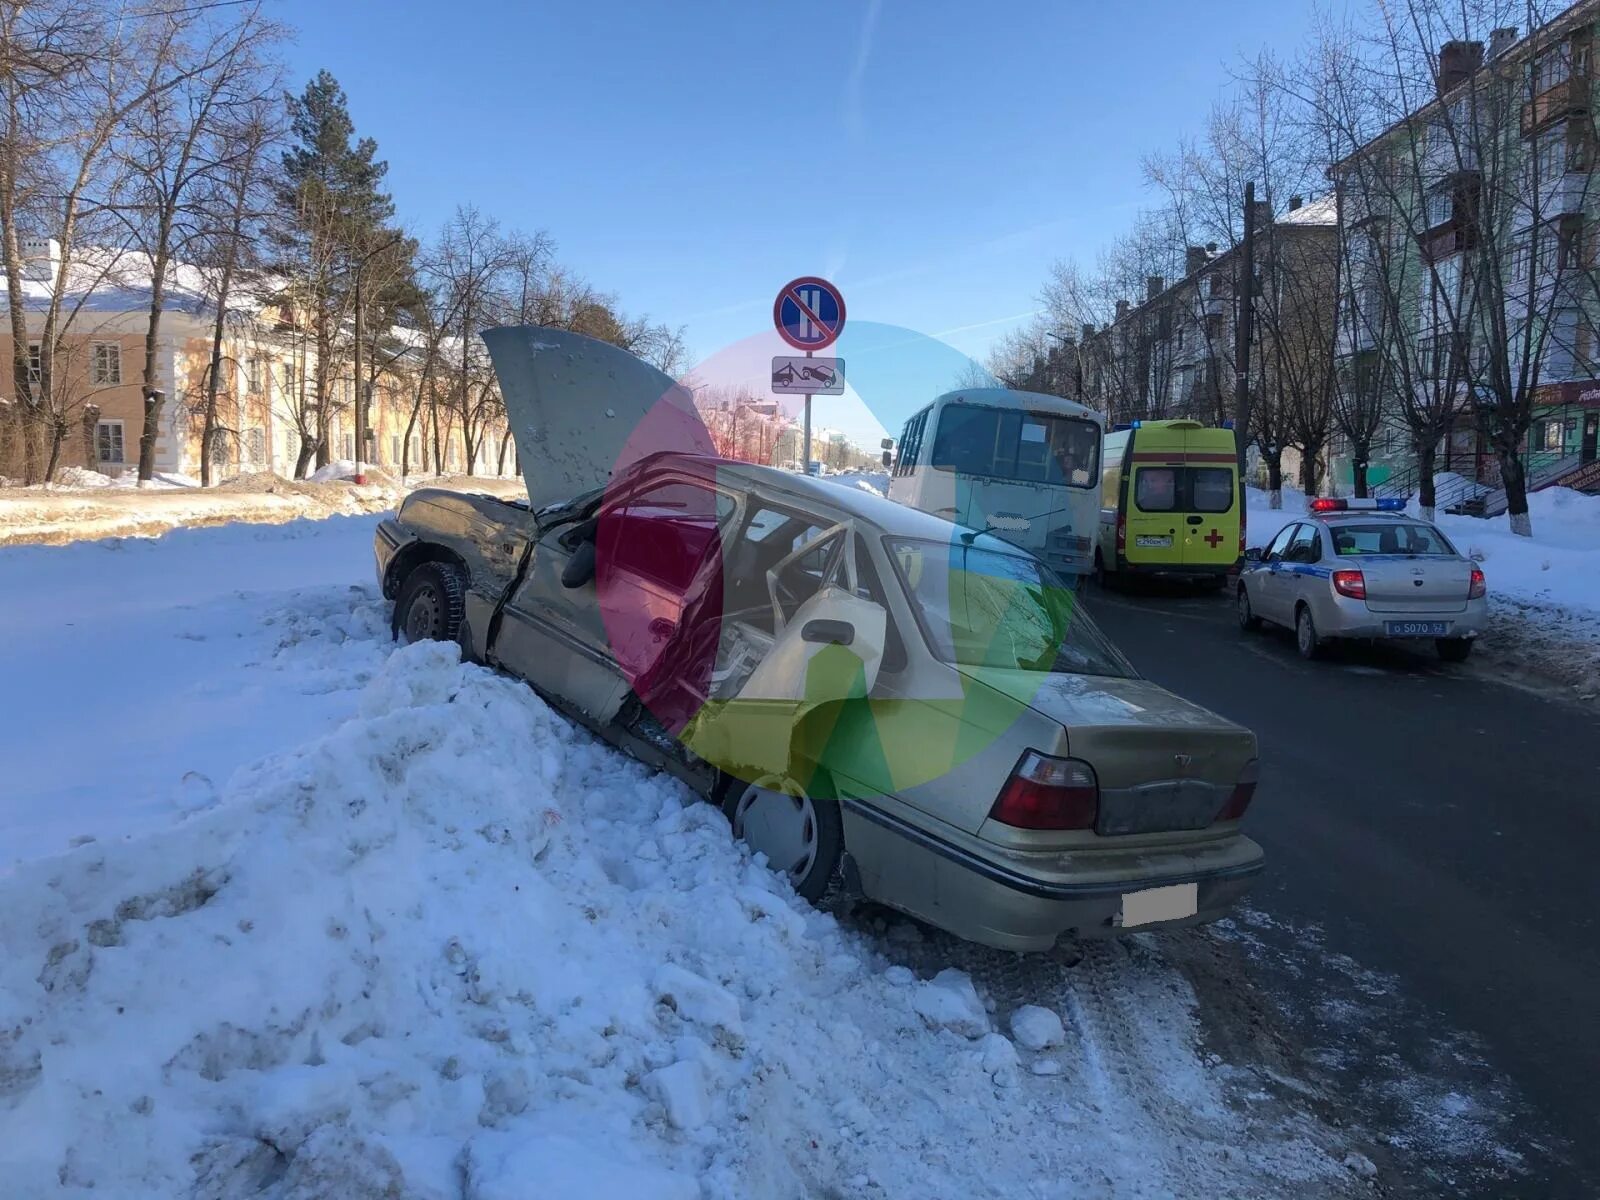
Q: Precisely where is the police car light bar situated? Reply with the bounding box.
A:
[1310,497,1405,513]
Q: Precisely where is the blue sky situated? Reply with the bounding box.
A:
[273,0,1323,438]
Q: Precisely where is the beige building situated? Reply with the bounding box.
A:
[1,238,511,483]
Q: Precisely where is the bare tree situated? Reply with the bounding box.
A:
[116,3,282,485]
[0,0,231,481]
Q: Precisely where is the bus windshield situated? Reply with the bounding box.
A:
[930,404,1099,488]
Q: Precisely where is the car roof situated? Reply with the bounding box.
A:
[622,451,1024,552]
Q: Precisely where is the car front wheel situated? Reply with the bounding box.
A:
[723,774,842,903]
[1295,605,1323,660]
[1237,585,1261,631]
[1436,637,1473,662]
[395,561,466,644]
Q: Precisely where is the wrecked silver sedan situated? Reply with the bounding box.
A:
[374,328,1264,951]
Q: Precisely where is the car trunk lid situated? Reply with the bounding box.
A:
[959,667,1255,835]
[1358,555,1471,614]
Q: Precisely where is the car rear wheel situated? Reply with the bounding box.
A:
[1436,637,1473,663]
[724,774,842,903]
[395,561,466,644]
[1093,549,1115,590]
[1295,605,1323,660]
[1237,585,1261,631]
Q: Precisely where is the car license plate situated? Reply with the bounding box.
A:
[1385,620,1450,637]
[1119,882,1198,929]
[1135,535,1172,548]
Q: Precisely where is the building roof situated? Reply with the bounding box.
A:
[1279,195,1338,226]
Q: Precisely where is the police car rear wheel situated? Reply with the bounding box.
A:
[1237,586,1261,632]
[1295,605,1323,660]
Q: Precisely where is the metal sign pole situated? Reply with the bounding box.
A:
[804,348,812,473]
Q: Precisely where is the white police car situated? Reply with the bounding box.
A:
[1237,498,1487,662]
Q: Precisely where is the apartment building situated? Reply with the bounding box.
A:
[1331,2,1600,509]
[0,238,510,484]
[1079,196,1338,484]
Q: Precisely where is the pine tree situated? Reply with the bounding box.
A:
[273,70,403,474]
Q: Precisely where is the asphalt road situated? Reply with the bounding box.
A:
[1084,581,1600,1198]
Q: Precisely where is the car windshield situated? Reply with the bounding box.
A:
[885,538,1136,677]
[1330,522,1457,556]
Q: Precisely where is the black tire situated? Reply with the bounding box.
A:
[721,773,843,904]
[1295,604,1323,660]
[1093,549,1115,590]
[394,561,466,644]
[1436,637,1473,663]
[1237,585,1262,632]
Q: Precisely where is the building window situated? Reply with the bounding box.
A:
[342,434,354,460]
[1542,420,1565,450]
[1511,241,1532,281]
[282,361,296,394]
[95,420,125,463]
[90,342,121,385]
[245,427,265,464]
[1534,44,1573,94]
[246,357,262,394]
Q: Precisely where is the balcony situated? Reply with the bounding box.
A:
[1522,75,1590,136]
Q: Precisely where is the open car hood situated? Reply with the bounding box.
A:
[481,326,711,512]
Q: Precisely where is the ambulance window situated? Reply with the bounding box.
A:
[1191,468,1234,513]
[1135,468,1179,512]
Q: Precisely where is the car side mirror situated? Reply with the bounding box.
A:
[1243,546,1262,563]
[882,450,892,468]
[800,618,855,646]
[561,537,597,588]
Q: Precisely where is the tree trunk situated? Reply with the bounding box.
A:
[294,437,317,480]
[1351,451,1370,499]
[1498,446,1531,537]
[44,417,66,483]
[430,389,443,475]
[200,405,216,488]
[1415,441,1438,521]
[137,241,171,486]
[497,426,512,476]
[1298,445,1322,496]
[1264,451,1284,509]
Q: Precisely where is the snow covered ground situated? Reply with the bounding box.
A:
[0,468,524,547]
[1,515,1384,1197]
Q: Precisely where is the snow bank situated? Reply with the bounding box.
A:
[0,618,1355,1197]
[0,471,524,547]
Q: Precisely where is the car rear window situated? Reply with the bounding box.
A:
[1330,522,1457,556]
[885,538,1136,678]
[1133,465,1235,514]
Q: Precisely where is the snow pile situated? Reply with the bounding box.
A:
[0,471,523,547]
[0,628,1355,1197]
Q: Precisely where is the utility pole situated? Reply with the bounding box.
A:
[1234,180,1256,478]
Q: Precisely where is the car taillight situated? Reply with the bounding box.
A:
[1332,568,1366,600]
[1215,758,1259,822]
[1115,510,1126,555]
[1469,566,1486,600]
[990,751,1098,830]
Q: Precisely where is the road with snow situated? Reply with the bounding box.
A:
[1088,580,1600,1197]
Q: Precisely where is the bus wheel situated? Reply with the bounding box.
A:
[1093,550,1114,589]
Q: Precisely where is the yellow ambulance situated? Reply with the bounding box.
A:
[1095,419,1242,584]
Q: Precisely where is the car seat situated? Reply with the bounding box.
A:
[1378,528,1400,554]
[1334,532,1356,555]
[737,587,886,701]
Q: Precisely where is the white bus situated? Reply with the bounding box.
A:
[886,388,1104,582]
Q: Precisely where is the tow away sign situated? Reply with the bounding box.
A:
[770,355,844,395]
